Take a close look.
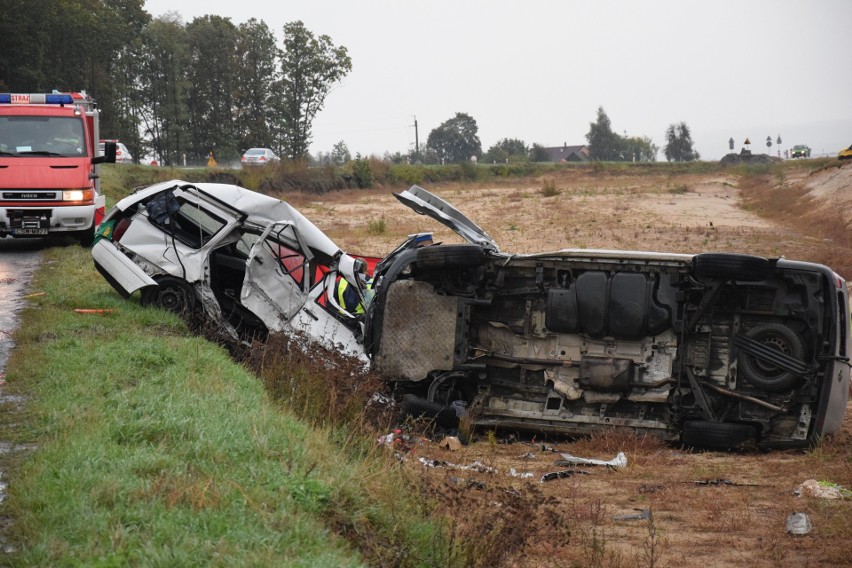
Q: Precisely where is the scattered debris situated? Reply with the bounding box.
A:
[613,508,651,521]
[795,479,851,499]
[786,512,813,535]
[22,292,45,298]
[555,451,627,470]
[377,429,424,452]
[440,436,462,451]
[540,470,591,483]
[369,393,394,405]
[377,430,400,446]
[517,452,537,460]
[509,468,535,479]
[418,457,498,474]
[540,444,560,453]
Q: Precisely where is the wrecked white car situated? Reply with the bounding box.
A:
[92,180,371,360]
[94,182,851,449]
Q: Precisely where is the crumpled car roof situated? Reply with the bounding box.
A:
[118,180,341,258]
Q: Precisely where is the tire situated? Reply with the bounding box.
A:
[140,276,197,318]
[693,253,771,281]
[738,323,805,392]
[416,244,486,269]
[401,394,460,429]
[76,226,95,247]
[682,420,756,450]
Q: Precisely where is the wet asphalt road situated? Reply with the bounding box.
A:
[0,238,43,547]
[0,239,43,379]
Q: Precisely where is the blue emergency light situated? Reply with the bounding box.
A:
[0,93,75,105]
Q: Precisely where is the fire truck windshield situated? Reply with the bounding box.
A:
[0,116,87,157]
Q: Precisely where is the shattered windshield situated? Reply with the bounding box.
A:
[0,116,87,157]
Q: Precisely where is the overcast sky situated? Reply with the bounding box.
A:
[143,0,852,160]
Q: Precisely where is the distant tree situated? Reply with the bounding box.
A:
[664,122,700,162]
[586,106,623,161]
[426,112,482,164]
[623,136,659,162]
[383,151,408,164]
[312,151,331,166]
[529,143,551,162]
[351,153,373,188]
[185,15,240,161]
[417,145,440,165]
[483,138,528,163]
[272,21,352,159]
[331,140,351,165]
[234,19,278,153]
[138,14,190,166]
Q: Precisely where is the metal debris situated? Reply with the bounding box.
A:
[613,508,651,521]
[555,451,627,470]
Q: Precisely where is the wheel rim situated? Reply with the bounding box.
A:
[157,286,190,314]
[751,334,792,378]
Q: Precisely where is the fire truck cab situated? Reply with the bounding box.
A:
[0,92,116,245]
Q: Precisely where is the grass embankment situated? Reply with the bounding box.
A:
[0,246,447,566]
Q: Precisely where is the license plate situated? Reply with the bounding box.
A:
[13,228,49,236]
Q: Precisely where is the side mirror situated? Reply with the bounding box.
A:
[93,141,117,164]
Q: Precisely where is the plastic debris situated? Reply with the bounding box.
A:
[613,508,651,521]
[440,436,462,451]
[540,470,591,483]
[556,451,627,470]
[517,452,537,460]
[786,512,812,535]
[377,430,399,446]
[795,479,850,499]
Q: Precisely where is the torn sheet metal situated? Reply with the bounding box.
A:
[556,451,627,470]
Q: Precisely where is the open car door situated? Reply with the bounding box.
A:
[241,221,314,330]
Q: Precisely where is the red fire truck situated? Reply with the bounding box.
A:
[0,92,116,245]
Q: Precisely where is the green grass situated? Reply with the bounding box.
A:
[1,245,449,567]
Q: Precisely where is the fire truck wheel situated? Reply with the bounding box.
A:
[76,226,95,247]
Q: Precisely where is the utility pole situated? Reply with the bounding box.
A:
[413,115,420,163]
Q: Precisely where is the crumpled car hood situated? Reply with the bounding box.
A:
[394,185,499,252]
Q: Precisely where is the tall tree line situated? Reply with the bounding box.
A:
[0,1,351,165]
